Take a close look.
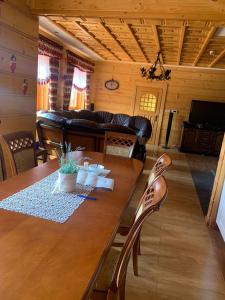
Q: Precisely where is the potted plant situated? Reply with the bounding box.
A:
[58,143,79,193]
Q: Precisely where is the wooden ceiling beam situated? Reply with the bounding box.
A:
[100,22,135,62]
[152,25,163,64]
[208,48,225,68]
[177,26,186,65]
[126,24,149,63]
[27,1,225,21]
[75,21,121,61]
[193,26,217,66]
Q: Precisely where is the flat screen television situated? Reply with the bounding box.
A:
[189,100,225,129]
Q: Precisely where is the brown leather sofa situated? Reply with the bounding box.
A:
[37,110,152,161]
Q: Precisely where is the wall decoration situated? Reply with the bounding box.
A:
[22,79,28,95]
[105,79,119,90]
[10,54,16,73]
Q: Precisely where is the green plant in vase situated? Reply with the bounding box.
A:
[58,143,79,192]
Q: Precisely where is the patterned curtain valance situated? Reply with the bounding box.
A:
[67,50,94,73]
[38,34,63,59]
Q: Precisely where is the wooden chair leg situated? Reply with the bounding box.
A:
[107,289,117,300]
[119,272,127,300]
[92,290,108,300]
[43,150,48,163]
[137,232,141,255]
[132,239,139,276]
[112,242,124,247]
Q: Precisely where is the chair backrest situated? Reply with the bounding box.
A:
[112,176,168,289]
[36,120,67,155]
[148,153,172,185]
[0,143,6,181]
[104,131,137,158]
[2,131,36,174]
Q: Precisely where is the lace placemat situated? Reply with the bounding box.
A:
[0,171,93,223]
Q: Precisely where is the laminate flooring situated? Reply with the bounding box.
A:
[124,149,225,300]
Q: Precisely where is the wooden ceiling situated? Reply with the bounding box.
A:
[28,0,225,69]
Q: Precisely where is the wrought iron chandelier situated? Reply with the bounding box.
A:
[140,51,171,81]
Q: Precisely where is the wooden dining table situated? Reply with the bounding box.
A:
[0,151,143,300]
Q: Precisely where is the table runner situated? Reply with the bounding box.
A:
[0,171,93,223]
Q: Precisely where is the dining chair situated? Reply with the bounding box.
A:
[91,176,168,300]
[0,143,6,181]
[116,153,172,275]
[2,131,47,175]
[104,131,137,158]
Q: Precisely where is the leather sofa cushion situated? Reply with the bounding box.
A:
[37,110,152,142]
[98,123,136,135]
[94,111,113,123]
[66,119,101,133]
[74,110,100,122]
[130,116,152,139]
[37,111,67,127]
[111,114,131,127]
[52,111,77,119]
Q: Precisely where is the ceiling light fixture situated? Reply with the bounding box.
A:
[140,51,171,81]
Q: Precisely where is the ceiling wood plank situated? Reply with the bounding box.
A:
[177,26,186,65]
[208,48,225,67]
[126,24,149,63]
[152,25,164,64]
[75,21,121,61]
[101,22,135,62]
[28,1,225,21]
[193,26,217,66]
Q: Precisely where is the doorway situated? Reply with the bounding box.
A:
[133,85,166,146]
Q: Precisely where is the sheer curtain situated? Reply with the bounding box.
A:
[69,67,87,110]
[37,55,50,111]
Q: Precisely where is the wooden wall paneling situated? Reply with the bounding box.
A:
[0,95,36,116]
[0,72,36,97]
[91,61,225,147]
[0,48,37,76]
[0,2,38,38]
[0,115,36,135]
[0,1,38,178]
[0,25,37,58]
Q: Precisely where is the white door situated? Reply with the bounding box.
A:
[216,180,225,241]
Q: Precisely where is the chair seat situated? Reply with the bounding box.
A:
[94,247,120,292]
[118,206,136,235]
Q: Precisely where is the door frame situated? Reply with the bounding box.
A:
[132,81,168,146]
[206,133,225,227]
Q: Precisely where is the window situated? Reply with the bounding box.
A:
[37,55,50,111]
[69,67,87,110]
[139,93,157,112]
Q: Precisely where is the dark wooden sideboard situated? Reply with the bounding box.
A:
[180,126,224,156]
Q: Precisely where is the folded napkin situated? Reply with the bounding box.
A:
[77,170,114,191]
[78,166,111,176]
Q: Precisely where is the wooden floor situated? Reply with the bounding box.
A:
[123,149,225,300]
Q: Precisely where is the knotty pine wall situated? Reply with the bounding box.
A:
[90,61,225,147]
[0,0,38,136]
